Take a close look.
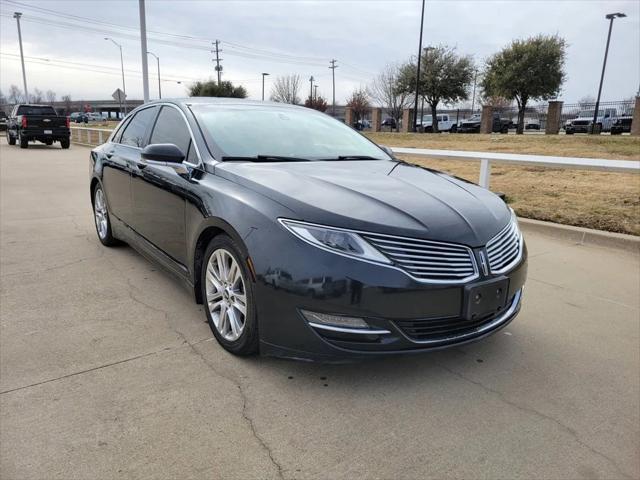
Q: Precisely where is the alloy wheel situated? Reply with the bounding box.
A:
[205,248,247,341]
[94,188,109,240]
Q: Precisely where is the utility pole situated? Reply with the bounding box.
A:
[592,12,626,134]
[13,12,29,103]
[309,76,314,102]
[412,0,426,132]
[147,51,161,99]
[261,72,269,101]
[138,0,150,103]
[314,85,319,101]
[105,37,127,115]
[329,59,337,116]
[470,69,478,113]
[213,40,222,85]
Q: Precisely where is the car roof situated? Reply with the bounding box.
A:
[146,97,308,111]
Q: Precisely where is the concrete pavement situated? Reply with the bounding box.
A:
[1,140,638,479]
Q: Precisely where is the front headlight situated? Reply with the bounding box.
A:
[279,219,391,264]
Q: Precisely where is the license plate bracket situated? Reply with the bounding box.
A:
[463,278,509,321]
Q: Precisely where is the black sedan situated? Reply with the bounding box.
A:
[90,98,527,361]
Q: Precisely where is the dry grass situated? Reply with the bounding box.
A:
[366,132,640,160]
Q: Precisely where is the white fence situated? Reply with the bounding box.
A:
[391,147,640,188]
[70,127,112,147]
[70,127,640,189]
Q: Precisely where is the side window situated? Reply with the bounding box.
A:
[112,116,132,143]
[120,107,158,148]
[149,106,191,155]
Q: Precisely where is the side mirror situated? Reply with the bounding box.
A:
[141,143,185,164]
[380,145,395,157]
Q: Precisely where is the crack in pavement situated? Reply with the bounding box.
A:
[189,342,286,480]
[1,254,103,277]
[436,362,634,480]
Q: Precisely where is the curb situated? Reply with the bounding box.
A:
[519,218,639,253]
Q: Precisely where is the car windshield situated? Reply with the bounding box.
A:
[578,110,595,117]
[191,104,391,161]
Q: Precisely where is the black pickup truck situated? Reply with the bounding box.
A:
[6,104,70,149]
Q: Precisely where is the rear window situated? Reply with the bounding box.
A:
[16,106,57,116]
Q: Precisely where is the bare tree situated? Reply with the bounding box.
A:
[30,88,44,103]
[578,95,595,108]
[346,88,370,123]
[8,85,23,104]
[61,95,72,114]
[368,63,411,130]
[46,90,57,104]
[270,75,301,104]
[0,90,6,106]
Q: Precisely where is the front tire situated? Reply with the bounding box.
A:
[93,185,118,246]
[201,235,258,356]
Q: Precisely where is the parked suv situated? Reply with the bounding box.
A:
[419,114,457,133]
[565,108,617,134]
[6,104,70,148]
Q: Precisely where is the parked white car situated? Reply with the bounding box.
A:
[419,114,457,133]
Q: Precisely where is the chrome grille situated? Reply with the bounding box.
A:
[362,233,477,283]
[486,220,522,273]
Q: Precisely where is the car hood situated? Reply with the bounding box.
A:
[215,160,510,247]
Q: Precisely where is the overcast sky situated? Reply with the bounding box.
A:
[0,0,638,105]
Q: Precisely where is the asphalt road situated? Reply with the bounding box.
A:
[1,140,638,480]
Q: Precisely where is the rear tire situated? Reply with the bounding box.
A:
[7,132,16,145]
[19,134,28,149]
[201,235,258,356]
[93,185,118,246]
[60,138,70,149]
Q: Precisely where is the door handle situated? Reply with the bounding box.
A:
[105,151,114,159]
[135,162,148,170]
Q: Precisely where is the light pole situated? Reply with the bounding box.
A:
[314,85,319,101]
[412,0,426,132]
[261,72,269,101]
[13,12,28,103]
[147,51,161,99]
[138,0,150,103]
[309,76,314,102]
[592,12,626,134]
[470,68,478,113]
[105,37,127,115]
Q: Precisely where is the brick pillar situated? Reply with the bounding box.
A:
[344,107,353,127]
[631,96,640,137]
[545,100,563,135]
[401,108,415,133]
[371,107,382,132]
[480,105,494,134]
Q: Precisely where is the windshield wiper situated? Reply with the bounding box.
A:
[327,155,382,161]
[221,155,311,162]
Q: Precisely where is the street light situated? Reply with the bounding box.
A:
[412,0,426,132]
[104,37,127,115]
[314,85,319,100]
[147,51,161,99]
[261,72,269,101]
[592,12,626,134]
[13,12,29,103]
[309,76,314,101]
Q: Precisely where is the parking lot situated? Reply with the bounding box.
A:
[1,140,638,479]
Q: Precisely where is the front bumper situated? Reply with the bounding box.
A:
[251,226,528,361]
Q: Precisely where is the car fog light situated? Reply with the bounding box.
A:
[301,310,369,329]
